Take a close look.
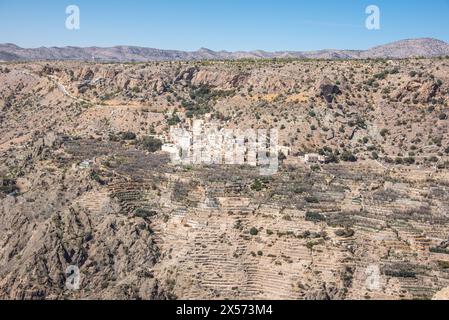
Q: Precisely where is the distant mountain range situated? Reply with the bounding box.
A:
[1,38,449,62]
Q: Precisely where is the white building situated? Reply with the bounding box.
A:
[304,153,325,164]
[278,146,291,156]
[162,143,179,156]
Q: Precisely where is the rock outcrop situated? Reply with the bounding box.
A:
[317,77,341,103]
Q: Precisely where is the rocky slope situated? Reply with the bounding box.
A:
[361,38,449,59]
[1,58,449,300]
[1,38,449,62]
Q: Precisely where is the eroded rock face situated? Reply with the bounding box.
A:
[154,79,168,94]
[80,67,95,81]
[174,67,198,85]
[0,137,166,300]
[418,81,440,102]
[0,174,163,299]
[317,77,341,103]
[191,70,249,89]
[394,80,441,103]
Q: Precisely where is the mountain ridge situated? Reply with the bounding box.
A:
[1,38,449,62]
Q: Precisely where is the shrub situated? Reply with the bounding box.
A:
[305,211,325,222]
[430,247,449,254]
[134,208,157,219]
[0,178,18,195]
[90,171,105,185]
[182,84,233,118]
[374,71,388,80]
[140,136,162,153]
[306,239,324,250]
[325,153,339,164]
[305,196,319,204]
[278,152,287,162]
[384,269,416,278]
[249,227,259,236]
[438,261,449,269]
[121,132,136,140]
[340,151,357,162]
[335,228,355,238]
[293,186,307,194]
[383,264,416,278]
[251,179,264,192]
[167,114,181,126]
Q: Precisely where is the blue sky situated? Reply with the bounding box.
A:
[0,0,448,51]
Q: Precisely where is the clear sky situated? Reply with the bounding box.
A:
[0,0,448,51]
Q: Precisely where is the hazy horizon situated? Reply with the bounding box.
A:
[2,37,448,53]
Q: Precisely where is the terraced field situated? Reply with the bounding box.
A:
[39,139,449,300]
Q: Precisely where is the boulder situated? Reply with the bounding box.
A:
[155,79,168,94]
[317,77,341,103]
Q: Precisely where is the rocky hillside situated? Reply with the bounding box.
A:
[1,38,449,62]
[360,38,449,59]
[3,58,447,166]
[1,58,449,300]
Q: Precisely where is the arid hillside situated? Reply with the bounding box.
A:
[1,58,449,300]
[1,38,449,61]
[1,58,448,165]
